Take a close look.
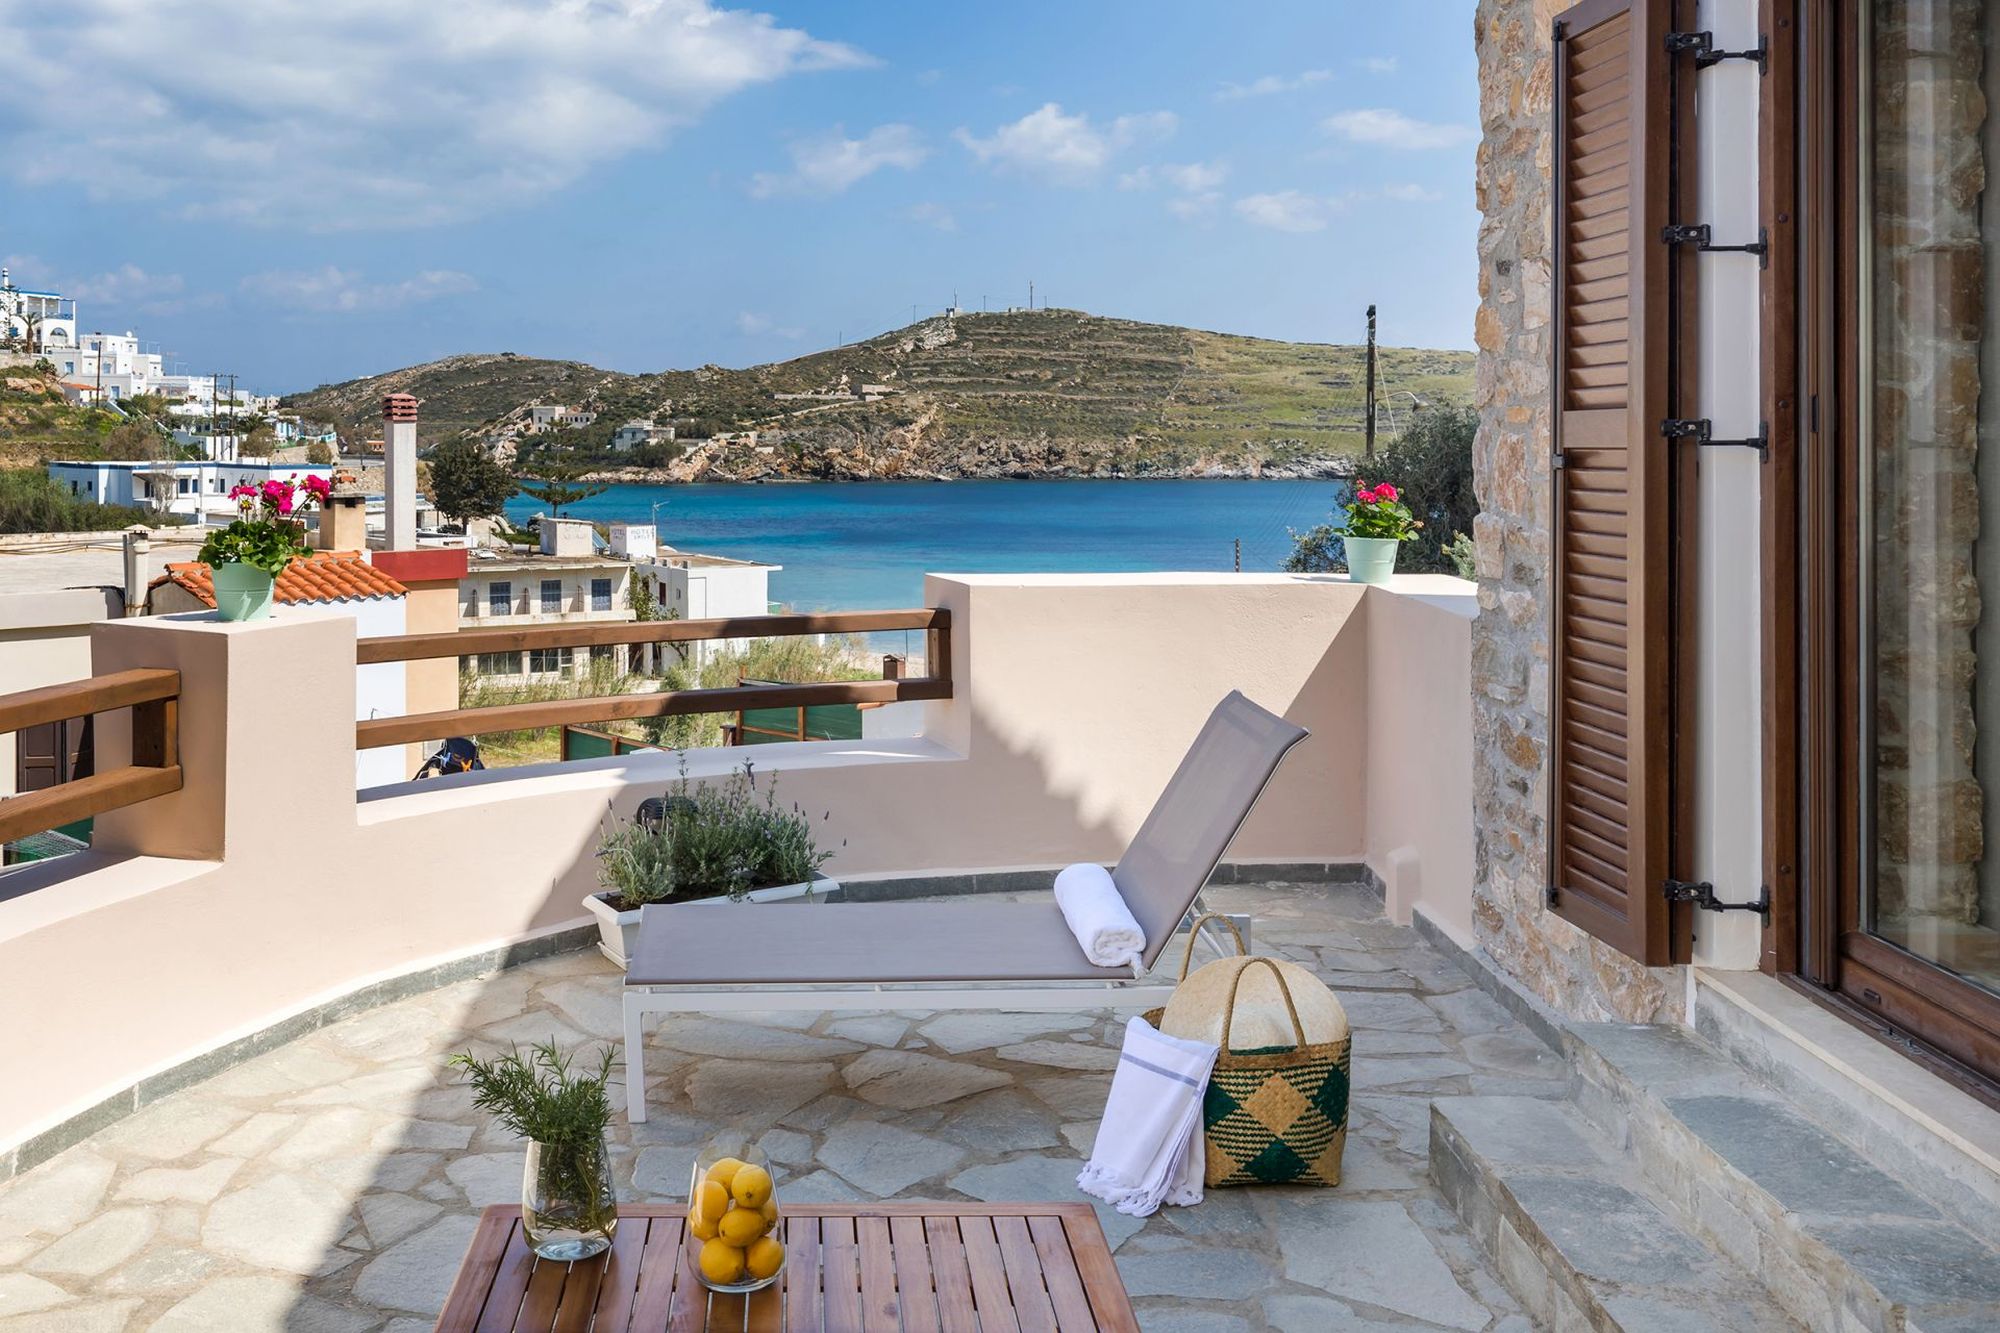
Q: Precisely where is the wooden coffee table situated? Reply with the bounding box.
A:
[435,1202,1140,1331]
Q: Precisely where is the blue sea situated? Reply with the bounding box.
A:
[504,479,1347,612]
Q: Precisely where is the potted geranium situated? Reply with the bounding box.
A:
[1338,480,1421,585]
[197,475,332,621]
[586,760,839,968]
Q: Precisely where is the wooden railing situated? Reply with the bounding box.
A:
[353,609,952,752]
[0,669,182,846]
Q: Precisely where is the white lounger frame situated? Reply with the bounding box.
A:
[622,905,1247,1123]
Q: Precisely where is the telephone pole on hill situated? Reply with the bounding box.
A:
[1364,304,1378,460]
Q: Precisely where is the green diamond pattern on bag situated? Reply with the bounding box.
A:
[1203,1038,1351,1187]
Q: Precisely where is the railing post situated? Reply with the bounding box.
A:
[91,611,359,861]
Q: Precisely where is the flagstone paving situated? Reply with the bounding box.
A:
[0,881,1566,1330]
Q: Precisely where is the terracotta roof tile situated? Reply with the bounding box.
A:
[152,551,408,608]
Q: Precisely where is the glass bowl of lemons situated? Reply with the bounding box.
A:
[686,1148,785,1292]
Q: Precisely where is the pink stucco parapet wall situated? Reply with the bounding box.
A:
[0,572,1475,1157]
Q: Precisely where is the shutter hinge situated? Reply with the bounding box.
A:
[1552,452,1568,471]
[1664,30,1769,73]
[1546,882,1561,909]
[1661,223,1770,269]
[1661,418,1769,462]
[1663,879,1772,918]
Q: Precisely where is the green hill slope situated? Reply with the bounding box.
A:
[283,309,1473,480]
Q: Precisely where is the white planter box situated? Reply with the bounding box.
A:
[582,874,837,969]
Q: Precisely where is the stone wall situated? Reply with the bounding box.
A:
[1870,0,1987,937]
[1470,0,1676,1023]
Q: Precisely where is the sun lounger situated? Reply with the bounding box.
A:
[620,690,1309,1122]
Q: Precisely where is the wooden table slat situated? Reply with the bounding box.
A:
[818,1215,862,1333]
[957,1216,1020,1333]
[437,1209,515,1331]
[1025,1215,1096,1333]
[992,1217,1059,1333]
[1058,1212,1140,1333]
[629,1215,685,1331]
[783,1215,823,1332]
[550,1249,606,1333]
[514,1248,573,1332]
[435,1204,1132,1333]
[472,1216,538,1333]
[587,1217,650,1333]
[856,1215,900,1333]
[922,1216,979,1333]
[889,1214,942,1333]
[665,1216,709,1333]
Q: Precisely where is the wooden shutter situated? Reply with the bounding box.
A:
[1548,0,1680,964]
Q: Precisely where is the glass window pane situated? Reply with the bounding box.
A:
[1866,1,2000,996]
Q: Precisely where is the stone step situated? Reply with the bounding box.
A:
[1567,1021,2000,1333]
[1429,1094,1801,1332]
[1691,968,2000,1242]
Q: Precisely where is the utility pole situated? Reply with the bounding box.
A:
[1364,304,1378,460]
[1028,280,1034,311]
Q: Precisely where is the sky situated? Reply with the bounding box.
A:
[0,1,1482,394]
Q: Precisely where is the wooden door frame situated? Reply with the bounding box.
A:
[1766,0,2000,1092]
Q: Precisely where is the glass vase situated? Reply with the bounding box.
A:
[522,1135,618,1261]
[686,1146,785,1292]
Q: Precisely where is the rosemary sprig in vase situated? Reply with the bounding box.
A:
[450,1042,620,1259]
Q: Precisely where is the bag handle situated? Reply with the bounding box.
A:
[1178,911,1248,981]
[1220,957,1310,1053]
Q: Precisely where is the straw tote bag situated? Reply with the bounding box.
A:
[1149,915,1351,1188]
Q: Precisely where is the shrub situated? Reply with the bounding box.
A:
[1284,402,1478,574]
[596,760,837,907]
[0,469,180,535]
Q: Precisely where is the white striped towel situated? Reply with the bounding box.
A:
[1076,1015,1219,1216]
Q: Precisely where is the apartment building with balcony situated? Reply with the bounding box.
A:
[456,519,634,679]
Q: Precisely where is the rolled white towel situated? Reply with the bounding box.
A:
[1054,862,1146,967]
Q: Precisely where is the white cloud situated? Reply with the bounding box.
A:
[0,2,869,229]
[1214,70,1332,101]
[1322,109,1475,151]
[1234,191,1340,233]
[1361,57,1399,74]
[1119,161,1227,194]
[1120,161,1227,221]
[955,103,1176,184]
[906,201,958,232]
[240,267,476,314]
[750,123,927,198]
[736,311,803,338]
[67,264,185,305]
[1232,181,1442,232]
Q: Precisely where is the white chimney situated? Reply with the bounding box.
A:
[609,522,656,562]
[382,393,419,550]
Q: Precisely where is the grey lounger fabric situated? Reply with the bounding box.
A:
[626,900,1133,986]
[624,690,1308,989]
[1111,691,1309,966]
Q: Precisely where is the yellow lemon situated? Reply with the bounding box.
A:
[698,1238,745,1285]
[760,1199,780,1225]
[717,1207,769,1247]
[687,1210,718,1242]
[705,1157,746,1191]
[693,1179,730,1225]
[745,1236,785,1281]
[730,1164,774,1210]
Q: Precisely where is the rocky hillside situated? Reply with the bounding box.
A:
[282,310,1474,481]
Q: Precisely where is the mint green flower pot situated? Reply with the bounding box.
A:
[211,561,276,622]
[1343,536,1401,586]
